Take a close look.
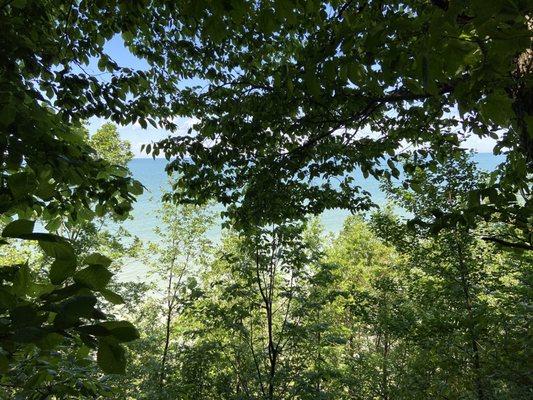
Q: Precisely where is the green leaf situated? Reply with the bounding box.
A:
[84,253,112,268]
[421,55,429,90]
[0,102,15,127]
[99,288,125,304]
[11,0,27,8]
[97,340,126,374]
[11,231,68,242]
[0,288,16,309]
[80,333,98,349]
[304,69,321,99]
[74,265,113,290]
[39,241,76,264]
[38,332,64,350]
[130,180,144,195]
[97,55,108,72]
[10,304,38,327]
[12,264,30,294]
[347,62,363,84]
[2,219,34,238]
[468,190,480,207]
[101,321,139,342]
[7,172,35,199]
[480,92,513,126]
[524,115,533,139]
[59,295,97,319]
[0,354,8,373]
[77,324,110,336]
[54,295,98,328]
[25,370,50,389]
[13,327,47,343]
[121,30,134,42]
[49,258,76,285]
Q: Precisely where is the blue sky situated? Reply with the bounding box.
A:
[87,37,497,157]
[85,36,205,157]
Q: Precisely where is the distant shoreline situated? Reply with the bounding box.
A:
[130,151,500,160]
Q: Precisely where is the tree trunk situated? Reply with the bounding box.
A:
[160,299,173,384]
[455,235,486,400]
[381,332,389,400]
[160,260,175,384]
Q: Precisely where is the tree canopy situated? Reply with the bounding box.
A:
[89,123,134,167]
[148,0,531,236]
[2,0,531,236]
[1,0,531,394]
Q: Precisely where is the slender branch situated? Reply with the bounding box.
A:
[248,312,266,397]
[481,236,533,251]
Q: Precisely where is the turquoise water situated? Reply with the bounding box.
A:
[124,153,505,242]
[117,153,504,281]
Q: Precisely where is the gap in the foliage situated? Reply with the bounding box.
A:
[115,153,504,283]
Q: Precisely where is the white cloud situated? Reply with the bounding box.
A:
[461,135,497,153]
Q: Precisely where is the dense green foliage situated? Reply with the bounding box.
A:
[101,155,531,400]
[0,122,139,397]
[89,123,134,168]
[150,0,532,241]
[1,0,531,398]
[4,0,530,233]
[2,0,147,389]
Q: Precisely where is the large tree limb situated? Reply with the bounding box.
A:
[482,236,533,251]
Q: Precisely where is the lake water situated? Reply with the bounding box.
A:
[124,153,505,242]
[116,153,504,281]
